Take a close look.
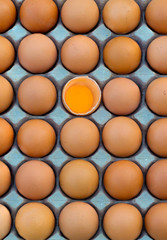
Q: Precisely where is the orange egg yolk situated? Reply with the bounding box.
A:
[65,84,94,114]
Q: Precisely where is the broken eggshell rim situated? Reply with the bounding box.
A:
[62,76,102,116]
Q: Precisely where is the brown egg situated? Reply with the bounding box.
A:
[62,76,101,116]
[61,35,99,74]
[147,118,167,157]
[0,0,16,33]
[59,159,99,199]
[103,78,141,115]
[0,36,15,73]
[18,76,57,115]
[0,118,14,156]
[103,37,141,74]
[61,0,99,33]
[102,117,142,157]
[0,161,11,196]
[146,0,167,34]
[59,202,98,240]
[103,160,143,200]
[146,159,167,199]
[20,0,58,33]
[146,77,167,116]
[18,33,57,73]
[60,118,100,157]
[17,119,56,158]
[0,204,11,239]
[103,203,143,240]
[145,203,167,240]
[15,160,55,200]
[147,36,167,74]
[103,0,141,34]
[0,76,13,113]
[15,202,55,240]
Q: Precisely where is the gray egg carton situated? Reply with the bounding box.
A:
[0,0,164,239]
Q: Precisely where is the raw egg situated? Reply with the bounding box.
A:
[147,118,167,157]
[61,0,99,33]
[20,0,58,33]
[0,36,15,73]
[145,203,167,240]
[0,161,11,197]
[15,202,55,240]
[61,35,99,74]
[146,159,167,199]
[0,76,14,113]
[146,77,167,116]
[59,202,99,240]
[62,77,101,116]
[18,33,57,73]
[103,160,143,200]
[60,118,100,157]
[0,204,11,239]
[103,37,141,74]
[102,117,142,157]
[17,119,56,158]
[59,159,99,199]
[0,118,14,156]
[146,0,167,34]
[18,76,57,115]
[103,78,141,115]
[147,36,167,74]
[15,160,55,200]
[103,203,143,240]
[0,0,16,33]
[103,0,141,34]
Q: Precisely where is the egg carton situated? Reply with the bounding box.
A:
[0,0,165,239]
